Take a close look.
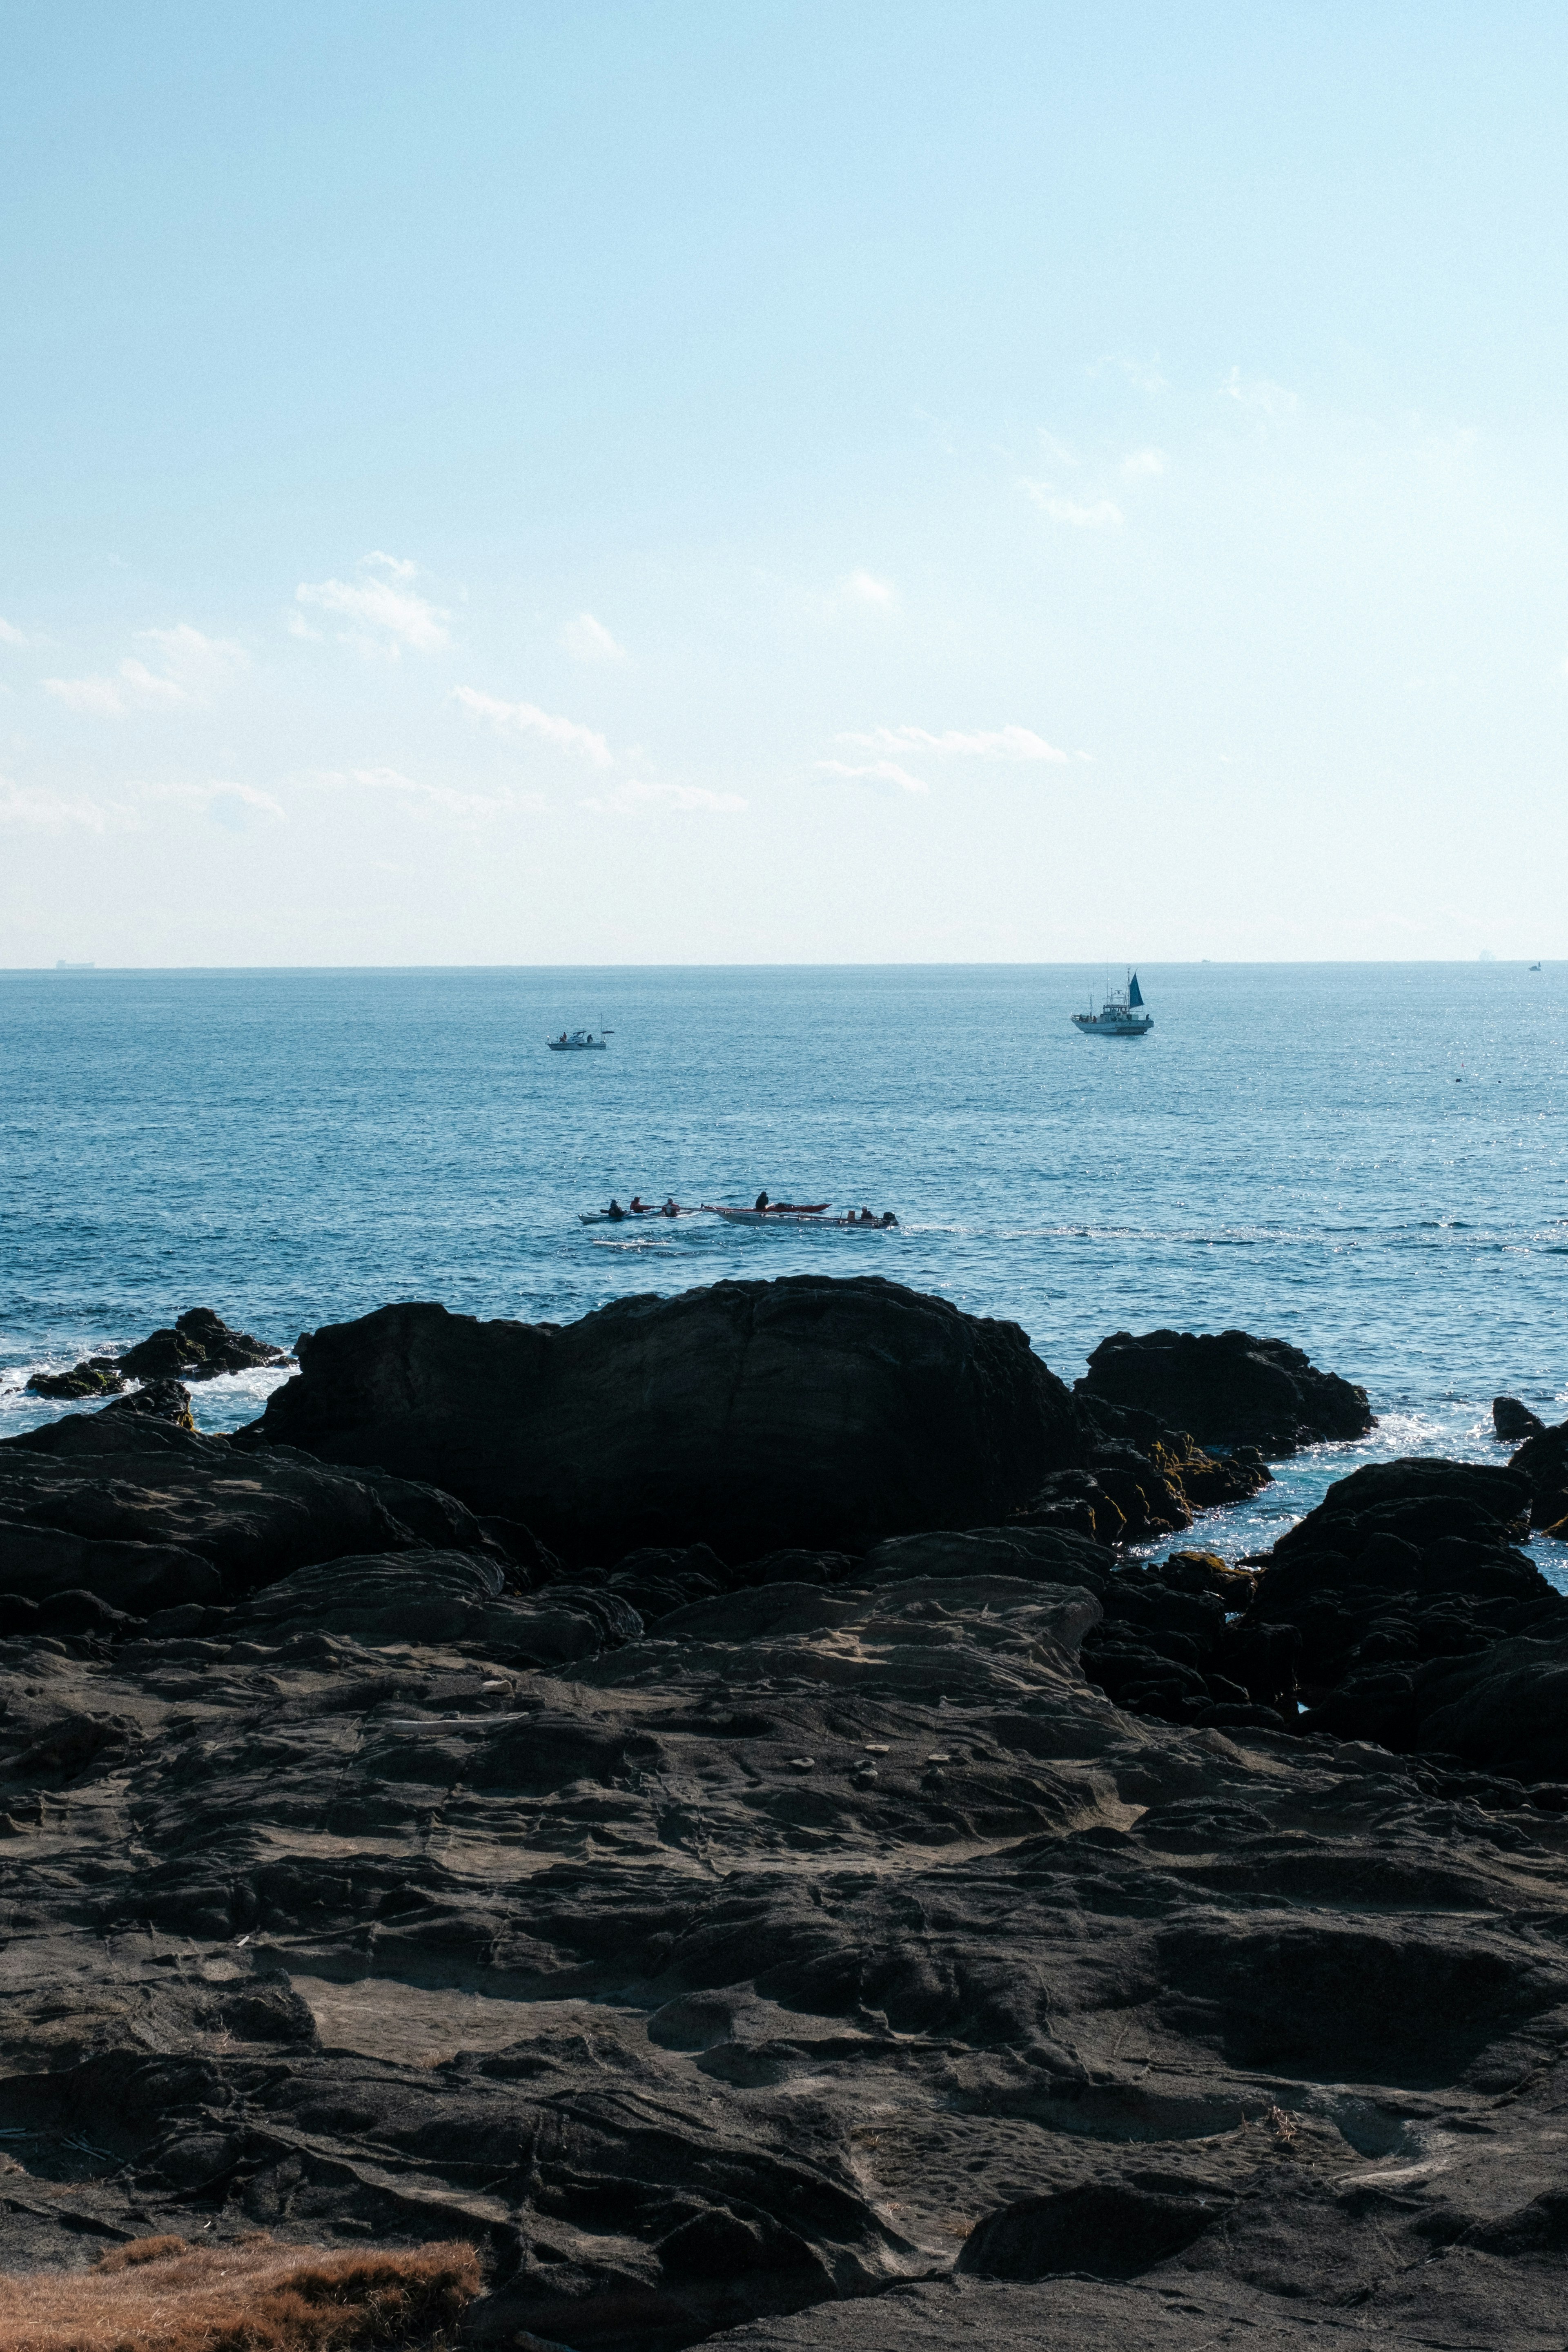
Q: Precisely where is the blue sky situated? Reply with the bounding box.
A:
[4,2,1567,962]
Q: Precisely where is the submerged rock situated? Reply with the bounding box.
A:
[1077,1327,1373,1455]
[26,1307,291,1399]
[256,1277,1091,1562]
[1494,1394,1548,1443]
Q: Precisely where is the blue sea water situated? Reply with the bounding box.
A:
[3,963,1566,1575]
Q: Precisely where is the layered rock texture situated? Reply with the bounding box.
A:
[2,1281,1566,2350]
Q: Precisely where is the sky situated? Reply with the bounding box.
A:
[3,1,1568,964]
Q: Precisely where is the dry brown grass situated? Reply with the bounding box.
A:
[0,2234,481,2352]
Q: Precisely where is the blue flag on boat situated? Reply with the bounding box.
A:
[1127,973,1144,1007]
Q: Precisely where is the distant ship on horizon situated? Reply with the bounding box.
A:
[1072,972,1154,1039]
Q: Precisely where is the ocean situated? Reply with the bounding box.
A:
[4,962,1565,1576]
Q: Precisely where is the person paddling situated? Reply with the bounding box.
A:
[606,1198,626,1221]
[755,1189,770,1211]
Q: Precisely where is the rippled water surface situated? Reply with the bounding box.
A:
[3,963,1566,1563]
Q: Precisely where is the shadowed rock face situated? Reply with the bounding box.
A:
[1078,1328,1373,1455]
[256,1278,1090,1562]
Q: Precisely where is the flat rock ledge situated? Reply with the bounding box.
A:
[0,1282,1562,2351]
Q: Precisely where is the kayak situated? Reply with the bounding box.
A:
[579,1205,695,1225]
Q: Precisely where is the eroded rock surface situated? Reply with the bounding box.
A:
[2,1486,1568,2349]
[257,1278,1091,1561]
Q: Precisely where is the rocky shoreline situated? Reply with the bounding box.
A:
[2,1278,1568,2348]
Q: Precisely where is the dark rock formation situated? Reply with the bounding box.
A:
[1506,1417,1568,1533]
[27,1307,292,1399]
[1077,1328,1373,1455]
[24,1355,128,1401]
[1495,1394,1548,1443]
[0,1409,512,1616]
[1213,1455,1568,1768]
[98,1377,196,1430]
[256,1279,1091,1562]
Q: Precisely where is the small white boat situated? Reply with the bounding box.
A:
[1072,972,1153,1039]
[548,1028,612,1051]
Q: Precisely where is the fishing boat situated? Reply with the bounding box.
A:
[548,1028,612,1051]
[1072,972,1153,1039]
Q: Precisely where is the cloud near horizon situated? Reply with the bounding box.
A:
[582,777,746,814]
[326,763,541,817]
[453,685,612,765]
[837,723,1067,763]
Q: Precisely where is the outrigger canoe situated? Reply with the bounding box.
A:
[705,1206,893,1228]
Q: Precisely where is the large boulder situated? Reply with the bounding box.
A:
[1077,1329,1372,1455]
[254,1277,1090,1564]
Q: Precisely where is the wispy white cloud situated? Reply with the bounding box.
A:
[1092,354,1169,395]
[42,625,247,717]
[1221,368,1297,419]
[583,778,746,815]
[1021,482,1123,528]
[315,764,543,818]
[1120,447,1166,479]
[842,569,894,607]
[137,623,249,685]
[837,724,1067,764]
[559,611,625,662]
[44,659,186,716]
[0,617,29,647]
[453,684,612,765]
[816,758,929,797]
[0,778,138,830]
[295,553,450,655]
[137,778,285,833]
